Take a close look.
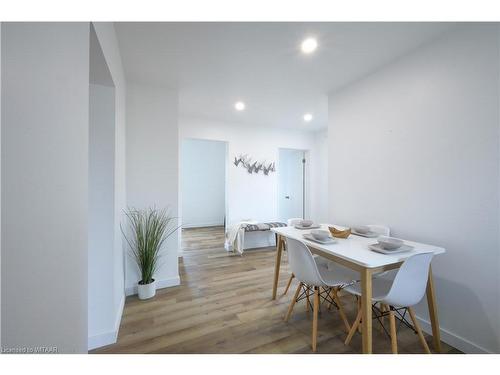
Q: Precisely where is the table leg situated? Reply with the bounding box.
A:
[426,265,442,353]
[272,235,284,300]
[361,268,373,354]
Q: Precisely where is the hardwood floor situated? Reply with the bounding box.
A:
[92,226,460,354]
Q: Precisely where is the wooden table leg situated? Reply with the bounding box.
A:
[426,265,442,353]
[388,308,398,354]
[361,268,373,354]
[272,235,284,300]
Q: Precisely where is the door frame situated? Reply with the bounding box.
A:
[277,147,310,222]
[179,137,229,256]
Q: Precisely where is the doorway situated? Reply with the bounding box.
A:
[278,148,307,222]
[180,138,228,251]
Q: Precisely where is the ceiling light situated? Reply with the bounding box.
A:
[234,101,245,111]
[303,113,313,122]
[301,37,318,54]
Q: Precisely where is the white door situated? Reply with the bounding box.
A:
[278,148,305,222]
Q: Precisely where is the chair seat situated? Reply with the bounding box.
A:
[327,261,359,281]
[316,261,358,287]
[311,256,358,287]
[344,277,393,303]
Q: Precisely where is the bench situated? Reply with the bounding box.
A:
[240,222,287,250]
[243,222,287,232]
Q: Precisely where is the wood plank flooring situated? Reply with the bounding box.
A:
[92,226,460,354]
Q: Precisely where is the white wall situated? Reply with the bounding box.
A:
[310,130,329,223]
[88,82,116,349]
[0,22,2,348]
[1,23,90,353]
[181,138,226,228]
[328,25,500,353]
[498,26,500,353]
[180,116,327,225]
[92,22,127,326]
[88,23,128,350]
[126,82,180,295]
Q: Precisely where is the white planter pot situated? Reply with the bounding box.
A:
[137,279,156,300]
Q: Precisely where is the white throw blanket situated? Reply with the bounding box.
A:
[224,220,258,254]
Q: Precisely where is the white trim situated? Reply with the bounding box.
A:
[125,275,181,296]
[87,329,116,352]
[113,293,125,339]
[182,222,224,229]
[87,293,125,351]
[416,315,492,354]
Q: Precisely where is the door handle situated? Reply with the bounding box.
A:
[285,196,290,199]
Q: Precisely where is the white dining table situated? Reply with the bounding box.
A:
[271,224,445,354]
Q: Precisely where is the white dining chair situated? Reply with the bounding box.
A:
[287,218,303,226]
[343,252,434,354]
[284,238,354,352]
[358,224,391,278]
[282,218,331,295]
[366,224,390,236]
[283,222,381,296]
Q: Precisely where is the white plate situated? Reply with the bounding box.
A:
[303,233,337,244]
[352,230,379,238]
[294,225,321,230]
[369,243,413,254]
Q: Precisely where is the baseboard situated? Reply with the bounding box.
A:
[182,222,224,229]
[416,315,492,354]
[125,275,181,296]
[88,293,125,351]
[113,293,125,340]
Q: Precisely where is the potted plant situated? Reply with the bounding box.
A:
[122,207,178,300]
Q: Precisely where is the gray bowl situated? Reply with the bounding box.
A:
[300,219,314,227]
[311,229,330,241]
[353,225,371,234]
[377,236,404,250]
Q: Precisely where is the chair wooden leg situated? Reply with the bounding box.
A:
[357,298,362,333]
[408,307,431,354]
[284,283,302,322]
[283,273,294,295]
[345,307,362,345]
[333,288,351,333]
[312,286,320,352]
[306,286,310,312]
[389,308,398,354]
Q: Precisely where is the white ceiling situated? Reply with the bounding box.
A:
[115,22,456,131]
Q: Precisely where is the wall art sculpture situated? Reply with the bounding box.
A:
[233,154,276,175]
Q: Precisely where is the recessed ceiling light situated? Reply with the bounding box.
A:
[301,37,318,54]
[303,113,313,122]
[235,101,245,111]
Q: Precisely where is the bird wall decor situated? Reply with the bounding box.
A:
[233,154,275,175]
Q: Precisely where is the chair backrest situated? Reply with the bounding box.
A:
[287,218,303,226]
[367,224,390,236]
[383,252,434,307]
[286,238,324,286]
